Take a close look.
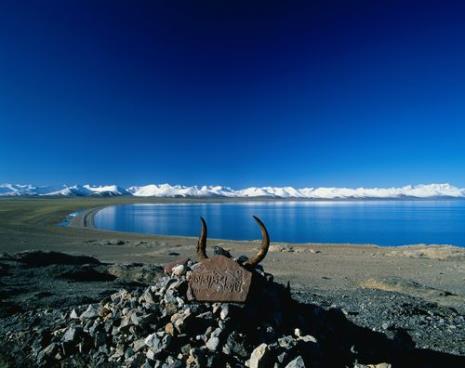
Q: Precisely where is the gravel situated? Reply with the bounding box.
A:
[1,251,465,367]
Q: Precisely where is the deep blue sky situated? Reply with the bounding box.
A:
[1,0,465,188]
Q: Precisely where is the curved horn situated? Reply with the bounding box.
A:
[196,217,208,261]
[244,216,270,268]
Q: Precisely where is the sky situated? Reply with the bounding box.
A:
[1,0,465,188]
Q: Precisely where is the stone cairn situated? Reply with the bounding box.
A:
[32,258,321,368]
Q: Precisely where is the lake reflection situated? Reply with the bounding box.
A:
[93,200,465,246]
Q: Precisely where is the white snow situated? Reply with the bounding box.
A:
[83,185,129,196]
[1,183,464,199]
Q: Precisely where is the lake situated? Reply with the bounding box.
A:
[93,200,465,246]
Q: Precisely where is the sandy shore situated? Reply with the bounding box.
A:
[1,197,465,312]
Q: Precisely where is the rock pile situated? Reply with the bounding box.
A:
[27,258,328,368]
[3,251,465,367]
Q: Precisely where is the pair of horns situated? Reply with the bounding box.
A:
[196,216,270,268]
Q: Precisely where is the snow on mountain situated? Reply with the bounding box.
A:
[296,184,465,199]
[83,185,129,196]
[1,183,465,199]
[0,184,126,197]
[127,184,235,197]
[237,186,305,198]
[0,184,37,196]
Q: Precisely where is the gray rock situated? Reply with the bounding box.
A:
[40,342,58,357]
[225,331,248,358]
[171,264,186,276]
[141,359,153,368]
[63,326,82,343]
[142,289,156,304]
[278,335,297,349]
[210,327,223,339]
[162,355,183,368]
[299,335,317,343]
[69,309,79,319]
[80,304,100,319]
[249,343,269,368]
[144,333,172,354]
[206,336,220,351]
[220,304,229,320]
[277,352,288,364]
[285,356,305,368]
[133,338,146,352]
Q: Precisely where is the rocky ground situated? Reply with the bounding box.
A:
[1,250,465,367]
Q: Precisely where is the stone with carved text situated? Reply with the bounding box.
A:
[187,255,252,302]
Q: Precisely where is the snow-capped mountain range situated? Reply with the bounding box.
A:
[1,183,465,199]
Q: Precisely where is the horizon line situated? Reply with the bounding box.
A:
[1,182,465,199]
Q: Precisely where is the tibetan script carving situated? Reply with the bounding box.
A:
[187,255,252,302]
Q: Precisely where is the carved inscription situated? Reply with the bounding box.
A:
[188,256,252,302]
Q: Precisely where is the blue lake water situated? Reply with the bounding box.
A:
[93,201,465,246]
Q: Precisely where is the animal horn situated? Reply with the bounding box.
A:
[196,217,208,260]
[244,216,270,268]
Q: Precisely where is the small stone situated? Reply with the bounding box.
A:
[164,258,189,274]
[285,356,305,368]
[63,327,82,343]
[299,335,317,343]
[37,343,58,362]
[220,304,229,320]
[165,322,175,336]
[146,349,156,361]
[206,336,220,351]
[210,327,222,339]
[141,359,153,368]
[225,331,248,358]
[249,343,269,368]
[131,313,141,325]
[277,352,288,364]
[142,289,156,304]
[69,309,79,319]
[144,333,172,354]
[118,316,132,332]
[172,264,186,276]
[212,303,221,314]
[278,336,296,349]
[171,311,191,333]
[42,343,58,356]
[187,348,205,367]
[125,347,135,359]
[162,355,183,368]
[133,339,146,352]
[80,304,100,319]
